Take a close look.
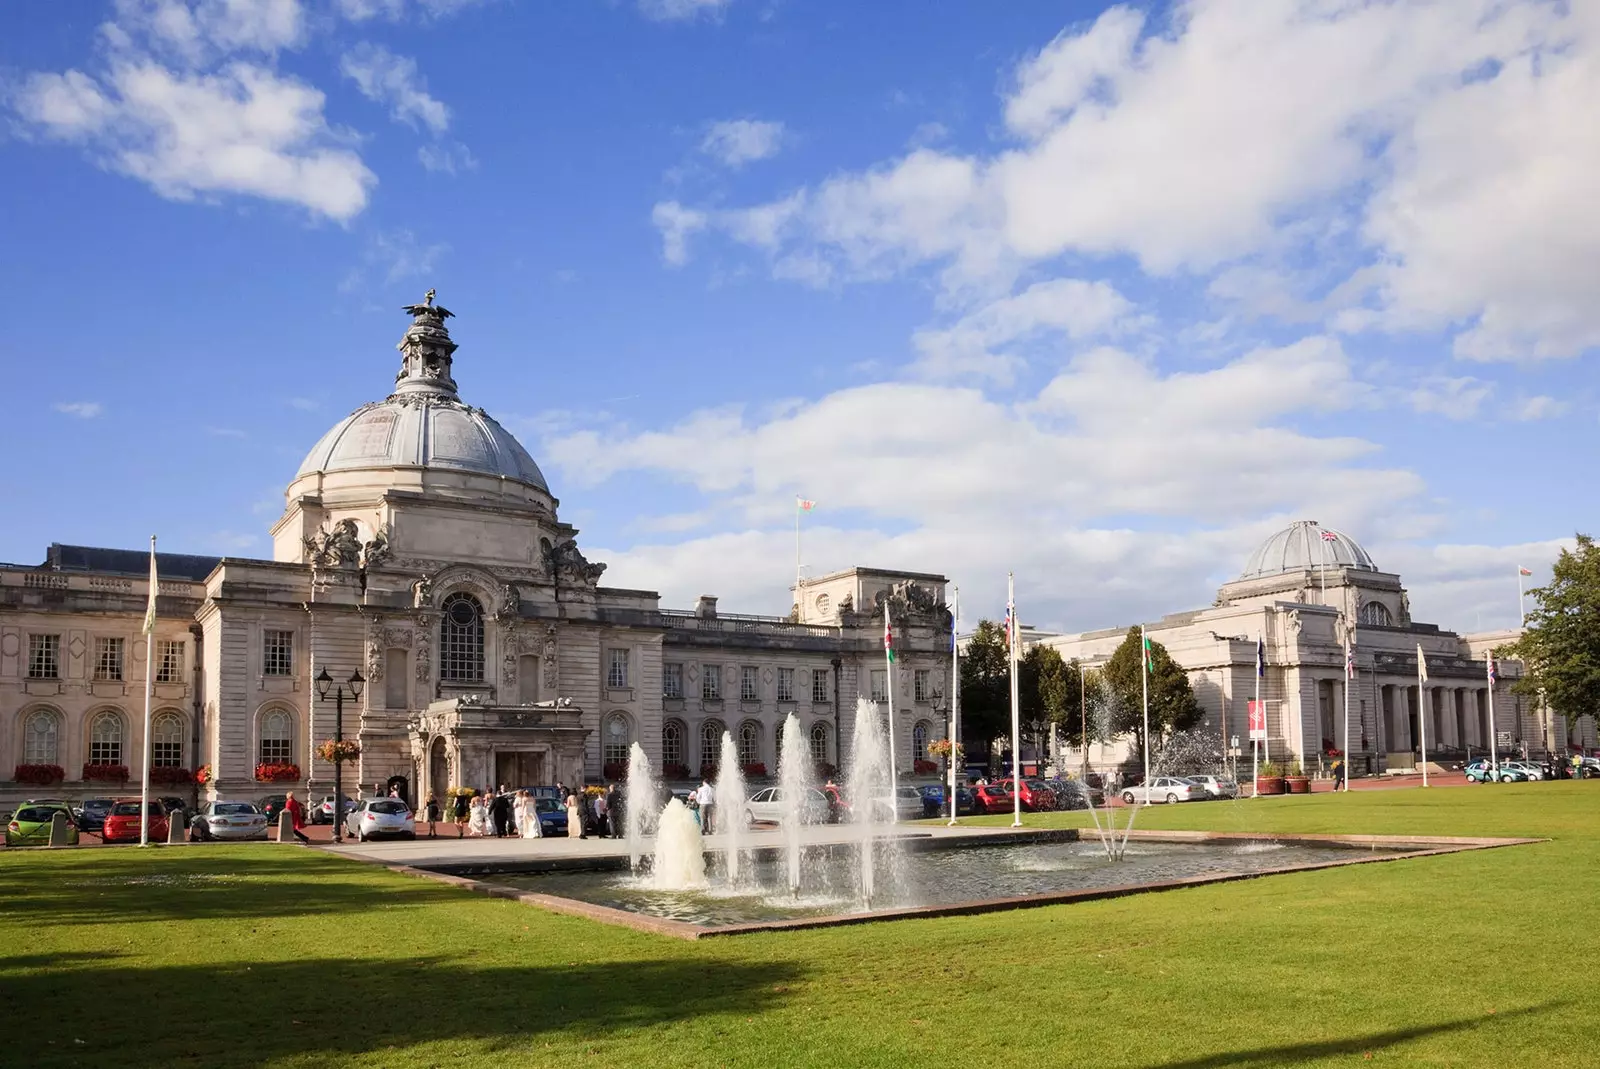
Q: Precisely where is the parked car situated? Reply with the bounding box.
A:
[1187,775,1241,800]
[873,786,927,822]
[259,794,289,827]
[312,795,360,824]
[533,796,569,836]
[75,797,117,834]
[1042,779,1103,810]
[6,802,80,846]
[973,783,1014,814]
[1501,761,1544,781]
[101,799,170,843]
[188,801,270,842]
[743,786,832,826]
[159,796,190,816]
[1121,776,1205,804]
[343,798,415,842]
[1465,759,1525,783]
[993,778,1057,812]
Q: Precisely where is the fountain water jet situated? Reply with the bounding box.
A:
[624,741,656,872]
[714,731,747,884]
[847,696,893,906]
[650,798,707,890]
[777,711,811,895]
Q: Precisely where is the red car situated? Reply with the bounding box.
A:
[973,783,1014,813]
[100,798,169,843]
[995,778,1057,812]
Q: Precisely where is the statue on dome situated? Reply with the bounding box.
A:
[403,288,453,319]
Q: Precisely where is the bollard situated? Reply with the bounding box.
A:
[167,811,185,844]
[278,811,295,843]
[49,811,71,847]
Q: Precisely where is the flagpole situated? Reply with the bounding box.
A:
[139,536,157,848]
[1517,567,1527,627]
[1252,645,1260,798]
[1417,644,1429,788]
[1487,653,1499,775]
[1341,632,1351,793]
[948,586,960,826]
[1008,572,1022,828]
[794,497,802,596]
[1140,624,1151,794]
[884,604,898,822]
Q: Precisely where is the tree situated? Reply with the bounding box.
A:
[1508,534,1600,741]
[958,620,1011,754]
[1061,657,1107,752]
[1020,645,1072,762]
[1101,628,1203,760]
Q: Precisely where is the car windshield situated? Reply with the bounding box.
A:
[110,802,148,815]
[369,800,408,815]
[214,803,257,815]
[535,798,562,813]
[15,807,58,822]
[83,799,115,812]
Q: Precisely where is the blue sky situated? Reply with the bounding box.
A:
[2,0,1594,634]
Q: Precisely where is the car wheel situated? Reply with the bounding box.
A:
[1166,793,1180,805]
[1122,791,1136,805]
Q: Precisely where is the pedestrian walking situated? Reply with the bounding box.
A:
[1332,759,1346,790]
[285,791,310,844]
[452,791,469,837]
[468,794,489,837]
[424,793,440,838]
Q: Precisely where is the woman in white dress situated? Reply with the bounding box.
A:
[565,792,585,839]
[517,790,542,839]
[467,794,490,838]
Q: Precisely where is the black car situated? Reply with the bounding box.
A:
[75,797,117,833]
[916,784,981,817]
[259,793,289,828]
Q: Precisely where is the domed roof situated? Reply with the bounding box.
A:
[294,292,548,491]
[1238,521,1376,580]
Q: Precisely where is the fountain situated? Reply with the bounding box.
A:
[846,696,894,905]
[714,730,748,884]
[624,741,656,872]
[777,711,810,895]
[650,798,707,890]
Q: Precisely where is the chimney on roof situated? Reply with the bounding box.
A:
[695,595,718,618]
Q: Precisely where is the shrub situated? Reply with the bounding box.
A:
[13,764,64,786]
[255,763,301,783]
[82,763,130,783]
[149,766,194,786]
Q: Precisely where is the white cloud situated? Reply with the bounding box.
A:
[700,118,785,166]
[105,0,306,66]
[1003,6,1144,139]
[911,278,1133,382]
[417,141,476,174]
[335,0,490,19]
[1512,395,1569,421]
[1407,376,1491,420]
[651,201,708,266]
[1375,536,1575,633]
[340,228,450,292]
[15,61,374,221]
[638,0,732,22]
[53,401,104,419]
[340,43,450,133]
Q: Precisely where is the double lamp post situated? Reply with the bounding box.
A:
[315,667,364,843]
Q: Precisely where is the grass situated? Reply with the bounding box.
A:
[2,784,1598,1068]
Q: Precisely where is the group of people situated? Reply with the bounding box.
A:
[444,783,626,841]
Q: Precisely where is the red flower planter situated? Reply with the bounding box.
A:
[1255,776,1286,796]
[82,763,130,783]
[1285,776,1311,794]
[14,764,65,786]
[255,763,301,783]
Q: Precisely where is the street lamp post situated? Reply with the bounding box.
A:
[315,667,365,843]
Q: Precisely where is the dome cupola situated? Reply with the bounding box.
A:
[1238,520,1376,580]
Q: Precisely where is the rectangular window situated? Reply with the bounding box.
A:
[702,665,721,701]
[607,648,629,689]
[263,630,294,676]
[156,640,185,684]
[663,663,684,700]
[914,669,931,703]
[95,637,125,682]
[741,666,759,702]
[777,667,795,702]
[812,668,829,703]
[870,669,888,703]
[259,735,292,766]
[27,634,60,680]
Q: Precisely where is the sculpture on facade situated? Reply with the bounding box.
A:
[547,539,606,586]
[542,625,559,688]
[495,581,521,623]
[412,574,433,609]
[403,289,453,319]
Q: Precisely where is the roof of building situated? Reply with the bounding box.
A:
[1238,520,1377,580]
[43,544,222,581]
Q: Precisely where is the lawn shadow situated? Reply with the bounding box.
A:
[1145,1003,1559,1068]
[0,955,804,1068]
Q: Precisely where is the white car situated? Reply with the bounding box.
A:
[743,786,832,826]
[188,801,270,842]
[1187,775,1240,800]
[1121,776,1205,805]
[343,798,415,842]
[870,786,926,822]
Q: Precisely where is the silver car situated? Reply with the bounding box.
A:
[189,801,270,842]
[1186,775,1240,800]
[343,798,415,842]
[870,786,926,822]
[743,786,832,826]
[1121,776,1205,805]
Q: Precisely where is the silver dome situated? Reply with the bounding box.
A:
[1239,521,1376,580]
[295,398,549,489]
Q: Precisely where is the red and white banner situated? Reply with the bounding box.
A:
[1247,700,1267,741]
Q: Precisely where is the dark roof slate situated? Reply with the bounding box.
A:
[43,543,223,582]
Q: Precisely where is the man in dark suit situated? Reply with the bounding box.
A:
[489,789,512,838]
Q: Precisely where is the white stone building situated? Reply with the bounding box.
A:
[1040,522,1595,778]
[1,296,952,809]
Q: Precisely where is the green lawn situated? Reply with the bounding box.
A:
[2,784,1597,1068]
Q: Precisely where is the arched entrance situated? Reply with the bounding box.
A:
[386,774,411,806]
[429,736,448,799]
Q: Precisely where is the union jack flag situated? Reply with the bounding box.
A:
[1002,601,1014,651]
[1345,643,1355,680]
[1320,529,1339,542]
[1487,651,1498,685]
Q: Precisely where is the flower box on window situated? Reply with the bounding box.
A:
[82,763,130,783]
[741,762,767,779]
[699,762,719,781]
[13,764,65,786]
[602,761,628,781]
[149,766,194,786]
[661,762,690,780]
[913,759,938,775]
[255,762,301,783]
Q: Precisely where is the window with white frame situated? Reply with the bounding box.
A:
[700,719,724,767]
[741,666,759,702]
[1359,602,1393,627]
[89,711,124,766]
[662,720,685,767]
[95,637,124,682]
[870,669,887,703]
[913,721,931,762]
[603,713,631,765]
[777,667,795,702]
[24,710,60,764]
[152,711,184,767]
[439,593,485,682]
[27,634,60,679]
[663,663,684,699]
[737,721,760,766]
[262,630,294,676]
[914,669,931,703]
[809,722,829,766]
[607,648,629,689]
[259,709,293,765]
[156,640,185,684]
[702,665,721,701]
[812,668,829,703]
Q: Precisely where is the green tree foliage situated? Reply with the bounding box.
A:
[1020,645,1071,759]
[1062,657,1107,751]
[1101,629,1203,757]
[958,620,1011,747]
[1508,534,1600,735]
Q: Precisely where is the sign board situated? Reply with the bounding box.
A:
[1247,700,1267,741]
[1497,731,1514,748]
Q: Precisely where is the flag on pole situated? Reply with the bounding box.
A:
[1417,644,1428,682]
[1518,566,1533,577]
[142,545,159,635]
[883,606,896,664]
[1320,530,1339,543]
[1002,600,1014,652]
[1255,637,1265,678]
[1345,643,1355,680]
[796,497,816,513]
[1487,651,1498,685]
[1142,630,1153,674]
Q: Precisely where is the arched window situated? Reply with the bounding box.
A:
[737,720,761,766]
[912,720,931,763]
[700,719,724,770]
[662,719,685,768]
[259,709,293,766]
[809,722,830,767]
[1359,602,1393,627]
[89,711,124,766]
[603,713,632,766]
[439,592,485,682]
[24,710,59,765]
[151,711,184,768]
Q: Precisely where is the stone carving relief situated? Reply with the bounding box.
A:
[547,539,606,587]
[412,574,433,609]
[414,618,433,681]
[1286,610,1303,637]
[366,638,384,683]
[494,582,521,624]
[542,625,558,688]
[304,519,391,572]
[871,579,950,626]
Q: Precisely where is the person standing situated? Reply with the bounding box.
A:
[1332,759,1346,791]
[606,784,623,839]
[490,790,512,838]
[284,791,310,844]
[452,791,469,837]
[467,794,489,837]
[697,779,716,835]
[593,789,610,838]
[424,793,440,839]
[565,790,585,839]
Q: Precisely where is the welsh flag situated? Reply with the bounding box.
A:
[1142,630,1153,674]
[884,606,895,664]
[796,497,816,513]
